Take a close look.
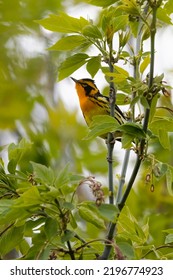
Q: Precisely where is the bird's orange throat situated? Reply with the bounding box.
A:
[75,83,95,125]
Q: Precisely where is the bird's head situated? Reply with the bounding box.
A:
[71,77,100,97]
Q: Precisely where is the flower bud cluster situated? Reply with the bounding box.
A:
[78,176,104,206]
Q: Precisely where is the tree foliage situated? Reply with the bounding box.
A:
[0,0,173,260]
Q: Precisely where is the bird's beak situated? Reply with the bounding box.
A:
[71,77,78,83]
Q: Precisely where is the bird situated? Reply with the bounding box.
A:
[71,77,126,140]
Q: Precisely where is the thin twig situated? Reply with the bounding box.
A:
[107,39,116,205]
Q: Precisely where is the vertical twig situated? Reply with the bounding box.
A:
[118,3,158,211]
[116,3,149,206]
[99,2,159,259]
[107,39,116,205]
[116,149,131,205]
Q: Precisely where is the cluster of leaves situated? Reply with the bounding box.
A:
[0,139,120,259]
[1,139,173,259]
[37,1,173,192]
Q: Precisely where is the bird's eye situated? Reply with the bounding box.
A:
[82,83,88,87]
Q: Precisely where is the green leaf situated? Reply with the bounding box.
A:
[150,117,173,132]
[78,202,105,229]
[149,94,159,123]
[105,65,129,83]
[44,217,58,240]
[70,213,78,229]
[19,239,30,256]
[58,53,89,81]
[31,162,55,185]
[8,139,32,174]
[157,7,172,25]
[83,0,117,8]
[82,25,102,39]
[114,65,129,77]
[111,15,128,32]
[117,242,135,259]
[86,56,101,78]
[98,204,118,223]
[118,122,146,138]
[116,93,130,105]
[14,186,41,207]
[119,0,140,15]
[165,234,173,244]
[118,207,148,244]
[61,230,75,243]
[165,0,173,15]
[0,225,24,256]
[158,129,170,150]
[128,19,139,38]
[25,218,45,237]
[140,96,150,109]
[36,13,89,33]
[84,115,119,140]
[140,55,150,74]
[150,117,173,148]
[55,163,70,188]
[49,35,89,51]
[121,134,134,149]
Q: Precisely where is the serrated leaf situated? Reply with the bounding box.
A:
[78,202,105,229]
[58,53,89,81]
[86,56,101,78]
[49,35,88,51]
[36,13,89,33]
[31,161,55,185]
